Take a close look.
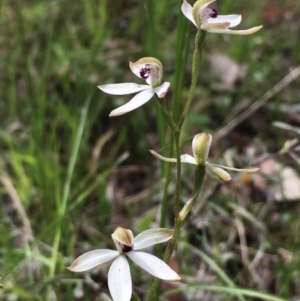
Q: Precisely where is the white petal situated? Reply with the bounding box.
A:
[67,249,119,272]
[180,154,197,164]
[154,82,170,98]
[206,15,241,27]
[133,229,173,250]
[181,0,197,27]
[149,150,177,163]
[108,256,132,301]
[206,165,231,181]
[204,25,263,35]
[109,89,155,117]
[98,83,149,95]
[127,252,181,281]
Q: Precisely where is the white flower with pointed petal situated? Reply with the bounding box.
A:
[182,0,263,35]
[98,57,170,117]
[67,227,180,301]
[150,132,259,181]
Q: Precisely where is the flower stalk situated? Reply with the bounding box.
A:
[179,30,206,129]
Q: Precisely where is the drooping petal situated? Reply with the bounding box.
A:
[149,150,197,165]
[127,252,181,281]
[206,165,231,181]
[129,58,163,87]
[206,15,241,27]
[154,82,170,98]
[133,229,173,250]
[181,0,197,27]
[67,249,119,272]
[109,88,155,117]
[108,256,132,301]
[204,25,263,35]
[149,150,177,163]
[98,83,149,95]
[208,163,260,173]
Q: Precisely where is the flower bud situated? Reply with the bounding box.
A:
[179,198,193,221]
[192,132,212,165]
[129,57,163,88]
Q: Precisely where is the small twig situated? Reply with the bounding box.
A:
[214,65,300,143]
[0,174,33,245]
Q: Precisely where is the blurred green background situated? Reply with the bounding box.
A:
[1,0,300,300]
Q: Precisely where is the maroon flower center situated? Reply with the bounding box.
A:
[120,243,134,253]
[200,5,218,21]
[139,67,151,80]
[208,6,218,18]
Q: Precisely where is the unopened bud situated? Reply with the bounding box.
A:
[192,132,212,165]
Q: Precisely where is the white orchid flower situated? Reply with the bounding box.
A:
[67,227,180,301]
[150,132,259,181]
[181,0,263,35]
[98,57,170,117]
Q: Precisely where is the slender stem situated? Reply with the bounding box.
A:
[146,130,181,301]
[179,30,206,129]
[156,97,179,133]
[179,165,206,222]
[147,29,207,301]
[165,164,205,260]
[156,96,180,228]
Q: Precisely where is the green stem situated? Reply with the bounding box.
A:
[156,97,179,134]
[146,130,181,301]
[146,31,206,290]
[179,30,206,130]
[147,29,206,301]
[179,165,205,221]
[156,97,179,228]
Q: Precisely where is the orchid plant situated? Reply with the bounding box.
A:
[68,1,263,300]
[68,228,180,301]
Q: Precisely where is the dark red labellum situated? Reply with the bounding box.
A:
[121,244,134,253]
[140,67,151,80]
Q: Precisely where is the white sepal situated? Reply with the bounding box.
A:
[133,228,173,250]
[203,26,263,35]
[109,89,155,117]
[149,150,177,163]
[108,256,132,301]
[181,0,197,27]
[98,83,149,95]
[127,252,181,281]
[208,163,260,173]
[67,249,119,272]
